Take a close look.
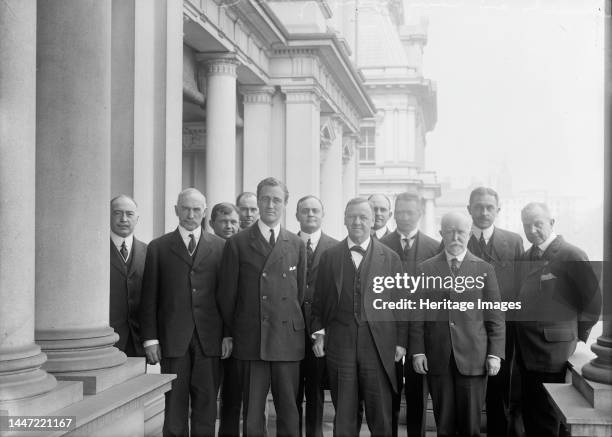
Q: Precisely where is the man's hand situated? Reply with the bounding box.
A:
[221,337,233,359]
[395,346,406,362]
[145,344,162,365]
[312,333,325,357]
[486,356,501,376]
[413,354,428,374]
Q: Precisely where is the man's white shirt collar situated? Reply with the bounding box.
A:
[398,228,418,240]
[538,232,557,253]
[374,226,388,239]
[111,232,133,253]
[299,228,322,250]
[471,224,494,243]
[257,220,281,243]
[347,237,370,251]
[178,225,202,249]
[445,249,467,266]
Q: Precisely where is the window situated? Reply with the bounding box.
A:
[359,127,376,163]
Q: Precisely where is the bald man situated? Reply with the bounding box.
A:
[109,195,146,357]
[411,212,505,437]
[140,188,230,437]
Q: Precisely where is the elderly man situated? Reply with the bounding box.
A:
[219,177,307,437]
[380,192,439,437]
[411,212,505,437]
[140,188,229,436]
[236,191,259,230]
[516,202,601,437]
[295,195,338,437]
[311,197,406,437]
[466,187,524,437]
[109,194,147,357]
[368,194,393,240]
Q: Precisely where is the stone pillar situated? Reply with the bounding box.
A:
[407,106,417,163]
[241,86,275,192]
[35,0,126,373]
[423,197,436,237]
[0,0,57,404]
[582,0,612,383]
[283,87,321,231]
[204,57,238,208]
[342,135,358,208]
[320,117,344,239]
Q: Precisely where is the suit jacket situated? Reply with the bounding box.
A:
[410,250,505,376]
[515,235,602,373]
[139,229,225,358]
[110,237,147,356]
[469,227,524,300]
[218,222,307,361]
[380,230,440,273]
[310,238,408,392]
[300,232,339,335]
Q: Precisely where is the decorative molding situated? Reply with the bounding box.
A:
[342,135,356,164]
[240,86,275,104]
[183,123,206,151]
[282,87,321,108]
[205,58,239,77]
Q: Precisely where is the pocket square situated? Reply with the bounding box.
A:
[540,273,557,281]
[289,266,297,271]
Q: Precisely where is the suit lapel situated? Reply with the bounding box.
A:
[192,231,213,268]
[363,239,384,294]
[248,222,272,258]
[334,242,345,300]
[489,229,509,262]
[264,228,289,268]
[170,229,194,266]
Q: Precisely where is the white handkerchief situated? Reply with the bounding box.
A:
[289,266,297,271]
[541,273,557,281]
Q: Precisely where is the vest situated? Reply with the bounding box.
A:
[336,247,368,326]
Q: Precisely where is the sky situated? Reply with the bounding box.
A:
[402,0,605,205]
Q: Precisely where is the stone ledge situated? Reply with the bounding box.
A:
[52,357,145,395]
[0,381,83,417]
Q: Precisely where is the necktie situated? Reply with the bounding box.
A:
[531,245,542,261]
[479,233,487,254]
[402,237,413,259]
[450,258,460,276]
[188,233,196,255]
[350,245,366,269]
[120,241,128,262]
[269,229,275,247]
[306,238,314,269]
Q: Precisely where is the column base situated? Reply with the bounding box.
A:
[582,335,612,384]
[36,327,126,373]
[52,357,146,395]
[0,380,83,417]
[0,344,57,401]
[545,347,612,437]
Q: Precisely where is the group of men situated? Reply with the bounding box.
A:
[109,179,601,437]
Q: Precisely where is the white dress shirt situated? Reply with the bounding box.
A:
[347,237,370,269]
[470,224,495,245]
[537,232,557,253]
[299,228,322,252]
[374,226,388,240]
[178,225,202,251]
[257,220,281,244]
[111,232,133,261]
[399,228,419,250]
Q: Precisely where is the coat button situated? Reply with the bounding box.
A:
[262,295,267,300]
[449,321,455,326]
[262,272,267,278]
[192,288,196,293]
[282,273,287,278]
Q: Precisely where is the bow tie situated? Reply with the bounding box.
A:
[350,246,366,256]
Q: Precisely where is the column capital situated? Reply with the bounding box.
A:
[342,135,356,164]
[197,54,240,77]
[240,86,275,104]
[281,86,321,108]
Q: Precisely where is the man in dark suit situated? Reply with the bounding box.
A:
[412,212,505,437]
[218,177,307,437]
[368,194,392,240]
[466,187,524,437]
[294,195,338,437]
[237,191,260,230]
[208,202,243,437]
[380,192,439,437]
[311,197,407,437]
[140,188,230,437]
[516,202,601,437]
[109,194,146,357]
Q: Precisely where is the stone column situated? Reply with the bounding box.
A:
[0,0,57,404]
[283,87,321,231]
[35,0,126,373]
[582,0,612,382]
[423,197,436,237]
[406,106,417,163]
[241,86,275,192]
[320,117,344,239]
[204,57,238,208]
[342,135,358,207]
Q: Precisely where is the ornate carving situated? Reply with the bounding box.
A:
[241,86,275,104]
[205,58,239,77]
[342,136,355,164]
[183,124,206,151]
[283,88,321,107]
